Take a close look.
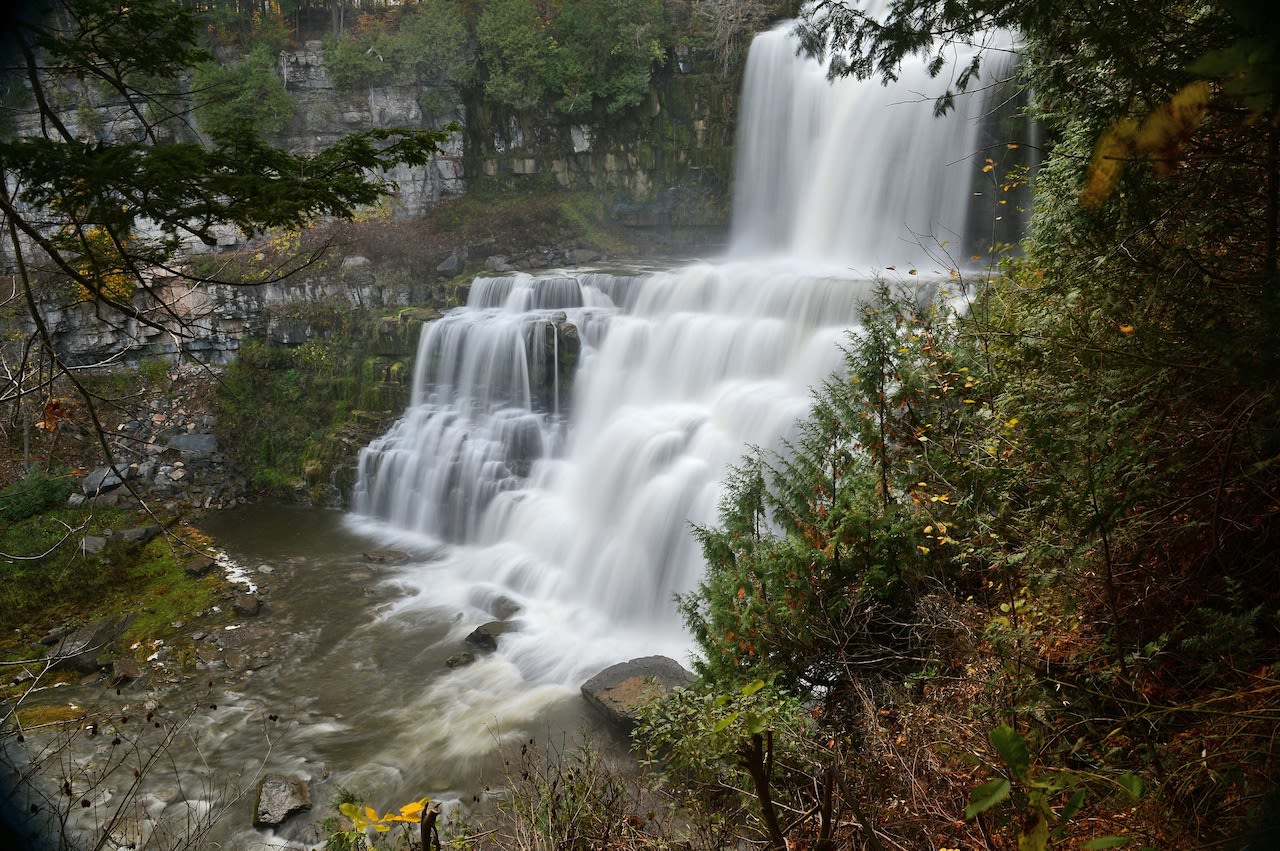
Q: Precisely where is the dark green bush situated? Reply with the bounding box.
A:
[323,0,471,91]
[191,43,294,136]
[0,471,75,524]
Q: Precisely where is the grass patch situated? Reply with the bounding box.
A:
[557,193,630,253]
[320,185,649,272]
[0,505,224,657]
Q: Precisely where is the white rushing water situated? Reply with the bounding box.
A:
[731,24,1013,268]
[348,20,1017,762]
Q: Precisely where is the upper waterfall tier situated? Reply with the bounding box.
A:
[729,23,1015,271]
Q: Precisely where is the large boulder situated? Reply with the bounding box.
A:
[253,773,312,828]
[80,465,127,495]
[46,615,135,673]
[580,655,695,729]
[167,433,217,456]
[110,524,163,549]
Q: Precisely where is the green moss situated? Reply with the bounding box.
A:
[556,193,629,252]
[214,304,419,500]
[0,508,224,662]
[117,537,224,645]
[13,704,86,729]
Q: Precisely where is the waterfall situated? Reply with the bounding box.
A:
[349,23,1018,696]
[731,23,1015,269]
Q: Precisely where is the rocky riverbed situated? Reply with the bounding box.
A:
[5,493,695,849]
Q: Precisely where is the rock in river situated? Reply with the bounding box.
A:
[580,655,695,729]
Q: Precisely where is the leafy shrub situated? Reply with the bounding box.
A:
[545,0,668,115]
[475,0,554,110]
[0,471,74,524]
[475,0,668,115]
[324,1,471,92]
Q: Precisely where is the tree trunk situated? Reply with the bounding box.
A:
[740,732,788,851]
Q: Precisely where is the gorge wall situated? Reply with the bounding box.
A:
[6,32,744,371]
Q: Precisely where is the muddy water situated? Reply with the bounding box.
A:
[5,502,613,850]
[195,502,615,847]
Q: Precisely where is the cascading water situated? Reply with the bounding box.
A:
[731,23,1016,268]
[349,19,1020,756]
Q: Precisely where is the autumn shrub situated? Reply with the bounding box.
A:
[655,269,1267,847]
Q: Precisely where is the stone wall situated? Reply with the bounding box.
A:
[2,35,741,367]
[464,65,738,237]
[268,41,738,229]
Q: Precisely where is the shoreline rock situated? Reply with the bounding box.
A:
[580,655,695,729]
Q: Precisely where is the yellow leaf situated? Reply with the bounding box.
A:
[1082,81,1210,206]
[1119,323,1135,334]
[399,799,427,816]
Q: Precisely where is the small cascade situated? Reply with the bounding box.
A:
[355,273,609,542]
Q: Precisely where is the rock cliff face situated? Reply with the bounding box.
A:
[463,63,737,236]
[266,40,736,233]
[273,42,466,220]
[29,268,425,368]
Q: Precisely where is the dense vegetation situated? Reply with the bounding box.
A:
[181,0,798,134]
